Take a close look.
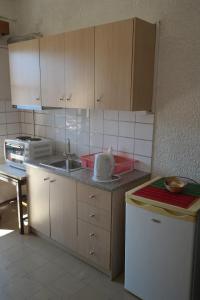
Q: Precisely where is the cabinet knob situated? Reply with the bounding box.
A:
[59,97,64,101]
[43,177,50,181]
[89,250,95,255]
[96,95,103,103]
[89,233,96,238]
[50,179,56,183]
[89,194,95,199]
[89,213,95,218]
[35,98,40,101]
[66,94,72,101]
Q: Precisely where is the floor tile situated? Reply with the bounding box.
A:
[69,285,110,300]
[30,286,62,300]
[50,273,86,298]
[27,261,67,285]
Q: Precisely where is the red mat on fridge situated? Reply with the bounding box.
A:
[133,186,196,209]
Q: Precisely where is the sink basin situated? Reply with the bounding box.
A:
[40,159,82,172]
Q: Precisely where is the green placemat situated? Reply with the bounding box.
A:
[151,178,200,197]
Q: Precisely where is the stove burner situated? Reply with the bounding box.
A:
[16,136,42,141]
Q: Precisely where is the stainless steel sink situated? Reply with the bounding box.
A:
[40,159,82,172]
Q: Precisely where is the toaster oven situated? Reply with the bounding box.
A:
[4,136,53,170]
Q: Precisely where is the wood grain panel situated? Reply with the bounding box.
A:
[8,39,41,106]
[132,18,156,111]
[40,34,65,107]
[77,182,111,212]
[65,27,94,108]
[95,19,133,110]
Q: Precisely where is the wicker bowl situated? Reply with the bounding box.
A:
[164,176,186,193]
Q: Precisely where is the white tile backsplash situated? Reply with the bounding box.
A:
[90,132,103,149]
[135,123,154,141]
[118,137,134,154]
[104,110,119,121]
[119,111,135,122]
[119,121,135,138]
[90,109,103,133]
[6,112,19,123]
[134,139,153,157]
[1,105,155,172]
[103,135,118,151]
[103,120,118,136]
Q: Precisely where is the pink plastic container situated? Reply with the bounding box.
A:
[80,153,134,175]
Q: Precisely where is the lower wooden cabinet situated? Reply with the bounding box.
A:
[49,174,77,250]
[28,165,149,278]
[28,167,50,237]
[77,219,110,270]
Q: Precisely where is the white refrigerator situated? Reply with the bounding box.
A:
[124,199,195,300]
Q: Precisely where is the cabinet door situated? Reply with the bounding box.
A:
[95,19,133,110]
[28,167,50,236]
[125,203,195,300]
[8,39,41,106]
[50,174,77,250]
[40,34,65,108]
[65,27,94,108]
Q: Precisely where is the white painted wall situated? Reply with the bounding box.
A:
[1,0,200,181]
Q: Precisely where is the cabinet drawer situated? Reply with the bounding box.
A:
[78,201,111,231]
[78,219,110,270]
[77,182,111,212]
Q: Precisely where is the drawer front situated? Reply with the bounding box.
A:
[78,201,111,231]
[78,219,110,270]
[77,182,111,212]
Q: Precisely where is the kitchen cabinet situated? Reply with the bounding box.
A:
[8,18,155,111]
[8,39,41,107]
[49,174,77,250]
[27,165,150,278]
[40,34,65,107]
[65,27,94,109]
[28,167,50,236]
[95,19,133,111]
[28,166,77,251]
[95,18,156,111]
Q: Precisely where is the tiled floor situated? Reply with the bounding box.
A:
[0,201,138,300]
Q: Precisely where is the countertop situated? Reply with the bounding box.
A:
[25,156,150,192]
[0,163,27,181]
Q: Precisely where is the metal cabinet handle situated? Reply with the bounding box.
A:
[89,250,95,255]
[66,94,72,101]
[43,177,50,181]
[89,213,95,218]
[89,233,96,238]
[50,179,56,183]
[89,194,96,199]
[96,95,103,103]
[35,98,40,101]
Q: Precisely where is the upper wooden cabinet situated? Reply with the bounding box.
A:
[40,34,65,107]
[8,18,155,111]
[95,18,156,111]
[8,39,41,107]
[95,19,133,111]
[65,27,94,109]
